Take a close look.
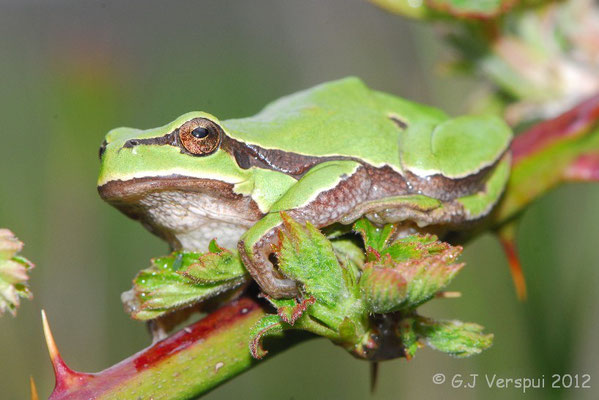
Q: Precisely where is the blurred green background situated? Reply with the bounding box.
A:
[1,1,598,399]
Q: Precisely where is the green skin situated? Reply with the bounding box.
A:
[97,77,512,298]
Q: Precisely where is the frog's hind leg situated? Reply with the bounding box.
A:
[339,194,466,228]
[238,222,298,299]
[238,161,371,299]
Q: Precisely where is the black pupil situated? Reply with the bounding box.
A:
[191,126,209,139]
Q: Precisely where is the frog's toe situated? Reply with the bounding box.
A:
[268,278,298,299]
[238,240,299,299]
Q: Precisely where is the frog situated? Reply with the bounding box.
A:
[98,77,512,299]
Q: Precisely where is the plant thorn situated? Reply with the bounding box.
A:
[30,376,39,400]
[42,310,94,393]
[41,310,61,368]
[370,362,379,394]
[499,237,527,300]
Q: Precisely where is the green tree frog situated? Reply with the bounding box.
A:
[98,77,512,298]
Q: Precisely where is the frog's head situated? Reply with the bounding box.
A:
[97,112,262,251]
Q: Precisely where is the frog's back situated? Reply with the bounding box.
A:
[221,77,446,171]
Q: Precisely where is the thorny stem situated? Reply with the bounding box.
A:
[46,297,309,400]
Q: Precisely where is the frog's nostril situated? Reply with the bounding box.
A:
[98,140,108,160]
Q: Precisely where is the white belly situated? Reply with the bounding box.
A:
[137,190,258,251]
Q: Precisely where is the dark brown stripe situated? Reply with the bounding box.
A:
[221,136,359,177]
[122,131,178,149]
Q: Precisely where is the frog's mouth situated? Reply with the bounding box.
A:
[98,175,242,201]
[98,175,263,251]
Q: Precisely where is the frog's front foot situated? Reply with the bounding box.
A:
[238,240,298,299]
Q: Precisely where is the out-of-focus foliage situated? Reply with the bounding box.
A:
[370,0,549,19]
[495,94,599,222]
[372,0,599,125]
[0,229,34,316]
[458,0,599,124]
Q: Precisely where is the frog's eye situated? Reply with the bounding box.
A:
[179,118,222,156]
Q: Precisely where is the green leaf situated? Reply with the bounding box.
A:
[265,295,316,325]
[354,219,450,263]
[415,317,494,357]
[129,251,249,320]
[249,315,288,359]
[359,236,464,313]
[401,250,464,308]
[353,219,395,257]
[207,239,223,253]
[398,318,419,360]
[331,238,365,270]
[276,213,345,306]
[360,259,408,314]
[180,243,248,284]
[338,317,360,343]
[383,234,449,261]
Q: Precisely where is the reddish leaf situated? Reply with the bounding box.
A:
[512,94,599,164]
